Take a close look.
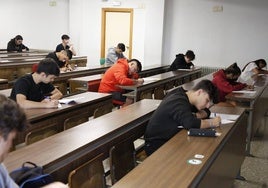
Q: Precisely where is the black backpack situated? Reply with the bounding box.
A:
[9,162,53,188]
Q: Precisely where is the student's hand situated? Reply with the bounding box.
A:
[66,64,73,71]
[245,85,254,90]
[42,99,59,108]
[137,78,144,84]
[210,116,221,128]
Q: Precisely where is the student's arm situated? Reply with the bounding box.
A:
[16,94,58,109]
[50,88,63,100]
[69,44,77,56]
[200,116,221,129]
[21,44,29,51]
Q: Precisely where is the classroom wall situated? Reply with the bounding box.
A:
[162,0,268,69]
[69,0,165,66]
[0,0,69,50]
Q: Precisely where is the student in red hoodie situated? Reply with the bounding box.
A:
[98,58,144,107]
[212,63,252,104]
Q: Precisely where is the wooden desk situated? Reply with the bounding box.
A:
[225,74,268,155]
[68,74,104,93]
[0,78,8,90]
[5,99,161,183]
[139,65,170,77]
[119,69,201,102]
[14,92,112,146]
[67,65,173,94]
[112,106,248,188]
[0,56,87,84]
[0,52,48,59]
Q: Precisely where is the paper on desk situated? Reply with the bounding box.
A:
[58,97,84,104]
[0,59,11,63]
[143,77,161,81]
[210,113,239,124]
[232,90,256,94]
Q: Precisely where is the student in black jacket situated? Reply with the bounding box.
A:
[7,35,29,52]
[169,50,195,70]
[144,79,221,156]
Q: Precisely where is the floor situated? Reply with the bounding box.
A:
[233,119,268,188]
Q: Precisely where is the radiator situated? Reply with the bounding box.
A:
[200,66,223,76]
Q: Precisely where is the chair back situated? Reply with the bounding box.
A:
[109,138,136,184]
[64,113,89,130]
[25,123,58,145]
[154,86,165,100]
[93,104,113,119]
[68,153,106,188]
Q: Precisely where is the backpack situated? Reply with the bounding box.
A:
[9,161,53,188]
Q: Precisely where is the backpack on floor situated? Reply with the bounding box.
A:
[9,161,53,188]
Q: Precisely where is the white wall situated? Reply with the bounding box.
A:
[0,0,69,50]
[162,0,268,69]
[69,0,165,67]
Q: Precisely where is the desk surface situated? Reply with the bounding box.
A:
[112,106,246,188]
[119,70,201,90]
[25,92,111,121]
[4,99,161,182]
[226,75,268,102]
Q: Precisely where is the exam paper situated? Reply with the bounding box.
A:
[232,90,256,94]
[210,113,239,124]
[58,97,84,104]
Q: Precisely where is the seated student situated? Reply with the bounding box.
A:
[212,63,251,104]
[238,59,268,85]
[0,94,68,188]
[46,49,73,72]
[10,58,63,109]
[55,34,77,56]
[7,35,29,52]
[169,50,195,71]
[98,58,144,107]
[144,80,221,156]
[106,43,126,65]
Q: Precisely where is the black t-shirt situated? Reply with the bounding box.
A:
[46,52,65,68]
[169,54,194,71]
[55,43,70,52]
[145,87,201,143]
[10,74,55,102]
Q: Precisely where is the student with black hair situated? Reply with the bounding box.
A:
[144,79,221,156]
[0,94,67,188]
[169,50,195,71]
[212,63,252,103]
[7,35,29,52]
[46,49,73,72]
[98,58,143,107]
[238,59,268,84]
[106,43,126,65]
[10,58,63,109]
[56,34,77,56]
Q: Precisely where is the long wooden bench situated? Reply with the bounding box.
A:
[112,106,248,188]
[13,92,112,146]
[4,99,161,183]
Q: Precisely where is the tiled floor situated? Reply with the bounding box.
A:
[233,122,268,188]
